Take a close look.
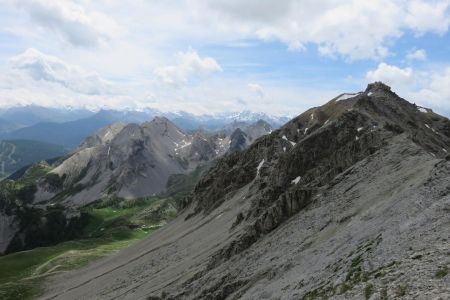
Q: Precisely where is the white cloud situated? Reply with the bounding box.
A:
[366,63,414,88]
[195,0,450,60]
[248,83,264,98]
[405,0,450,35]
[15,0,119,47]
[154,50,222,86]
[406,49,427,61]
[415,67,450,110]
[4,0,450,62]
[1,0,450,116]
[8,48,116,95]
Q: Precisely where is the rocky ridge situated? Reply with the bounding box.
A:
[39,82,450,300]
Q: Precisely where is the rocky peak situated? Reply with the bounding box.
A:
[365,81,392,94]
[189,83,450,216]
[78,122,125,150]
[150,116,170,124]
[143,116,185,140]
[228,128,248,153]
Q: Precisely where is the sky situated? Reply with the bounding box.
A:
[0,0,450,117]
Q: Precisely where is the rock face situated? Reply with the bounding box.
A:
[0,213,17,254]
[40,83,450,299]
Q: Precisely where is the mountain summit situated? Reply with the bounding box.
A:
[38,83,450,299]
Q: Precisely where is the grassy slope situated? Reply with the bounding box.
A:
[0,199,163,300]
[0,162,209,299]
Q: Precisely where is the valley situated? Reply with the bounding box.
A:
[0,114,273,299]
[2,2,450,299]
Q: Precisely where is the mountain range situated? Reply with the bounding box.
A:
[0,117,272,254]
[37,82,450,299]
[0,83,448,299]
[32,118,269,206]
[0,106,289,148]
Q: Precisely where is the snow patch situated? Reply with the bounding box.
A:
[324,119,330,125]
[304,128,309,134]
[425,124,437,133]
[418,107,428,113]
[368,92,373,96]
[355,136,359,141]
[357,127,363,132]
[282,135,296,146]
[336,93,359,101]
[256,159,265,176]
[283,147,286,152]
[291,176,301,185]
[442,148,448,153]
[107,146,111,156]
[310,113,314,120]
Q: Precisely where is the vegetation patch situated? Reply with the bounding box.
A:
[435,266,448,279]
[364,283,373,299]
[395,285,407,297]
[0,198,164,300]
[0,159,203,299]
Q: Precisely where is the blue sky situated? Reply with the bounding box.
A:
[0,0,450,117]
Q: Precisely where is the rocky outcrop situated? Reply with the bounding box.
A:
[0,213,17,254]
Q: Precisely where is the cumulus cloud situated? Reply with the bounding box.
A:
[195,0,450,60]
[405,0,450,35]
[406,49,427,61]
[15,0,119,47]
[8,48,116,95]
[154,50,222,86]
[366,63,414,88]
[415,67,450,110]
[2,0,450,115]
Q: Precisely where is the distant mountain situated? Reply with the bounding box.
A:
[0,117,267,210]
[0,105,93,129]
[31,117,270,206]
[0,117,271,255]
[0,109,158,148]
[169,110,289,132]
[0,139,68,178]
[227,120,273,152]
[0,118,17,134]
[0,103,288,147]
